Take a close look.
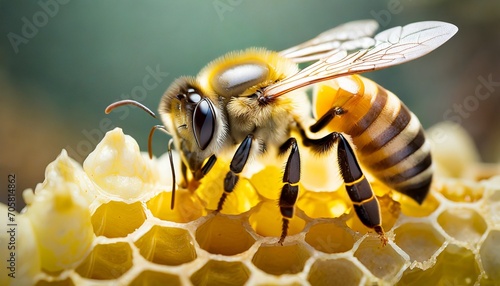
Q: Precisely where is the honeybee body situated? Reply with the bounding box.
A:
[313,75,432,203]
[106,20,457,244]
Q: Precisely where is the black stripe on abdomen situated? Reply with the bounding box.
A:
[370,128,426,171]
[359,102,412,154]
[348,88,388,137]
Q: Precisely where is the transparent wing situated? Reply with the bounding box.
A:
[263,21,458,100]
[280,19,379,63]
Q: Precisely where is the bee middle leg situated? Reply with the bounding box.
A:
[301,129,387,245]
[277,137,300,245]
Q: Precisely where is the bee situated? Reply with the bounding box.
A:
[106,20,457,245]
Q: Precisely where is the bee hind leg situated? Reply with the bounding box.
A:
[277,138,300,245]
[301,130,387,245]
[336,134,387,245]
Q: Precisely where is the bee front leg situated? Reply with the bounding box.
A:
[277,138,300,245]
[182,155,217,192]
[194,154,217,181]
[217,134,254,212]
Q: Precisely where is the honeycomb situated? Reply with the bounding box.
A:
[1,121,500,285]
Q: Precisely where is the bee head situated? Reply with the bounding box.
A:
[159,77,221,174]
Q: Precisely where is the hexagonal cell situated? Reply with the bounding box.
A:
[190,260,250,286]
[307,258,364,286]
[394,222,445,263]
[130,270,181,286]
[146,189,204,223]
[436,179,484,202]
[399,192,440,218]
[135,225,196,266]
[297,190,349,219]
[252,243,311,275]
[353,237,406,280]
[397,244,481,285]
[196,215,255,256]
[35,278,74,286]
[479,230,500,281]
[75,242,133,280]
[195,159,260,215]
[305,222,354,253]
[91,201,146,238]
[437,208,487,243]
[248,200,306,241]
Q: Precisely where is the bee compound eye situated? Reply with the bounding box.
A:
[192,99,216,150]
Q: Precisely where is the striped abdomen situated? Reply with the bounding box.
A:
[313,75,432,204]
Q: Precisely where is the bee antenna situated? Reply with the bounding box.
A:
[105,99,157,118]
[167,138,176,210]
[148,125,177,210]
[148,125,173,158]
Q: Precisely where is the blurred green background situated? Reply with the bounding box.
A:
[1,0,499,208]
